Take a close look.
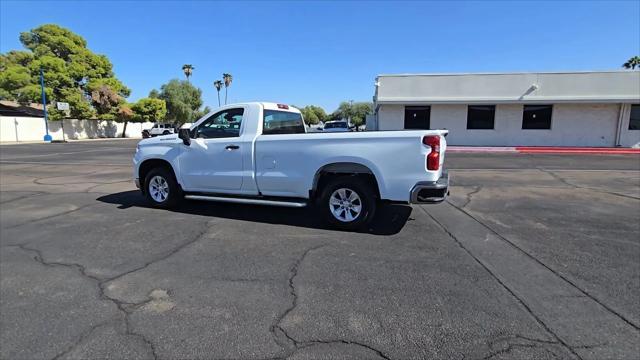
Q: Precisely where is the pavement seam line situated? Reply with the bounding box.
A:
[419,206,582,360]
[444,200,640,332]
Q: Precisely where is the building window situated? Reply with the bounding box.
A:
[629,104,640,130]
[404,106,430,129]
[467,105,495,129]
[522,105,552,129]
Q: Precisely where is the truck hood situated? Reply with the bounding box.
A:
[138,134,180,146]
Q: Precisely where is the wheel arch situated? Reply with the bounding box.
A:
[138,158,179,193]
[311,162,382,200]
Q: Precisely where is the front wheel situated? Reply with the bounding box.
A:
[319,177,376,231]
[144,167,182,208]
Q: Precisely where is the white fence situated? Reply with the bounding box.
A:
[0,116,155,142]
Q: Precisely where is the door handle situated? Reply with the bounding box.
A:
[225,145,240,150]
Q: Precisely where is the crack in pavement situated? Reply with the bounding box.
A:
[442,200,640,332]
[8,243,158,360]
[6,223,216,360]
[0,191,48,205]
[461,186,482,209]
[84,180,133,193]
[4,203,99,230]
[419,206,582,360]
[538,168,640,201]
[269,244,391,360]
[481,333,569,359]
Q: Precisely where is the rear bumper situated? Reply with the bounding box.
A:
[410,172,449,204]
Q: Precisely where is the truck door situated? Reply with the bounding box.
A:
[179,108,245,191]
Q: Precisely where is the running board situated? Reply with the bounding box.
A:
[184,195,307,208]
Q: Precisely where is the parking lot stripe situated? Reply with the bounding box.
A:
[0,160,129,166]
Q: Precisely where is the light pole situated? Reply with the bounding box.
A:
[40,68,52,142]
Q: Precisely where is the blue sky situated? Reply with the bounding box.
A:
[1,1,639,111]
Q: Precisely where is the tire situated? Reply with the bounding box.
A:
[162,130,170,135]
[319,176,377,231]
[144,167,182,208]
[142,130,150,138]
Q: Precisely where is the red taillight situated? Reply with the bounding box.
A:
[423,135,440,171]
[277,104,289,109]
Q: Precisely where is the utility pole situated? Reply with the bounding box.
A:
[40,68,52,143]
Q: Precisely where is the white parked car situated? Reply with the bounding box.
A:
[322,120,350,132]
[133,102,448,230]
[142,123,175,138]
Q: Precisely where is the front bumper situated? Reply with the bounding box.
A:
[410,172,449,204]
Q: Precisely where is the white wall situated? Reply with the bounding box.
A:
[376,103,640,147]
[0,117,154,142]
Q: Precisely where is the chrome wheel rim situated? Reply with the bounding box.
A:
[149,175,169,202]
[329,188,362,222]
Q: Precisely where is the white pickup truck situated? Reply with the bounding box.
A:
[133,102,449,230]
[142,123,175,138]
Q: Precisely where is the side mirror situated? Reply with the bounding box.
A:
[178,128,191,146]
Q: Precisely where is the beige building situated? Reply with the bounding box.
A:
[369,71,640,147]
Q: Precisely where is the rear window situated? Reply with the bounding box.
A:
[263,110,305,135]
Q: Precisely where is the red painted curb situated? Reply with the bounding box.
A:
[446,146,640,154]
[516,147,640,154]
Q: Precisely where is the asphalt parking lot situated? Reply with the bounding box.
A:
[1,139,639,360]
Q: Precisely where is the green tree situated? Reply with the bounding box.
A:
[182,64,194,81]
[0,24,129,120]
[623,56,640,70]
[298,105,327,125]
[132,97,167,122]
[153,79,204,127]
[214,80,223,107]
[334,101,372,129]
[351,102,373,128]
[223,73,233,104]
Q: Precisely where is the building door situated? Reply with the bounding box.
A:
[404,106,430,129]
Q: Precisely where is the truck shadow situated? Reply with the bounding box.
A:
[97,191,412,236]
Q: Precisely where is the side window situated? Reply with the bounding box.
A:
[629,104,640,130]
[195,108,244,139]
[262,110,305,135]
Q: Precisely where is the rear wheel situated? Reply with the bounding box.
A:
[162,130,171,135]
[319,176,376,231]
[144,167,182,208]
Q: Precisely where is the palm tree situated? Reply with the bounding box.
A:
[223,73,233,104]
[214,80,223,106]
[622,56,640,70]
[182,64,194,81]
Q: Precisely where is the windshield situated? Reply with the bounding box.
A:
[325,121,347,129]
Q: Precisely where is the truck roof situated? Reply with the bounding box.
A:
[259,102,301,113]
